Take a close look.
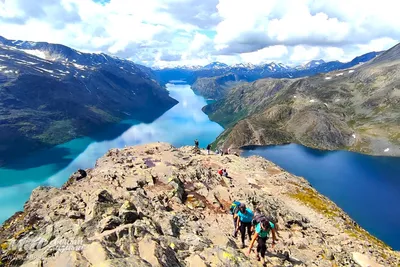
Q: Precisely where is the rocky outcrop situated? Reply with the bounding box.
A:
[0,143,399,267]
[205,47,400,156]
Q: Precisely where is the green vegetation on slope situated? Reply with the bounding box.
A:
[204,49,400,156]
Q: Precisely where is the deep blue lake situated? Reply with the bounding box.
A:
[242,144,400,250]
[0,83,223,223]
[1,82,399,251]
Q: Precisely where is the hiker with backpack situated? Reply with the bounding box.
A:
[229,201,241,237]
[247,215,278,265]
[235,203,254,248]
[206,144,211,155]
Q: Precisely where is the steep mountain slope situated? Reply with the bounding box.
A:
[191,73,243,100]
[204,44,400,156]
[0,143,398,266]
[154,52,381,86]
[0,37,178,165]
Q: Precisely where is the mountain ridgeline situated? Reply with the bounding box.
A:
[0,36,177,165]
[154,52,381,92]
[204,43,400,156]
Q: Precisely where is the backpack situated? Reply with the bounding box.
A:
[229,201,241,215]
[252,214,274,231]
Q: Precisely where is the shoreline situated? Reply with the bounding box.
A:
[0,143,398,266]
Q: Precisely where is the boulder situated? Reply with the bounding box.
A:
[67,211,85,220]
[96,190,115,203]
[42,251,90,267]
[99,216,121,232]
[119,201,139,224]
[138,237,160,266]
[93,256,152,267]
[186,254,208,267]
[352,252,384,267]
[82,242,108,265]
[168,177,185,203]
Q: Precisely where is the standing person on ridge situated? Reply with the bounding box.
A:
[236,203,254,248]
[194,139,199,149]
[247,219,278,265]
[206,144,211,155]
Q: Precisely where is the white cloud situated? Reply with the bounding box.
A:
[0,0,399,67]
[240,45,288,65]
[290,46,320,62]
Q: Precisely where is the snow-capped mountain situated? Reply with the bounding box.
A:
[202,62,229,69]
[155,52,382,85]
[0,36,177,164]
[300,59,326,70]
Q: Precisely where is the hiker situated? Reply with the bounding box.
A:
[218,169,223,177]
[229,201,241,237]
[251,209,281,238]
[251,208,263,233]
[222,168,228,177]
[235,203,254,248]
[247,219,278,265]
[194,139,199,148]
[228,148,231,154]
[207,144,211,155]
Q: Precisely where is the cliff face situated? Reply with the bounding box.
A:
[0,143,398,267]
[204,51,400,156]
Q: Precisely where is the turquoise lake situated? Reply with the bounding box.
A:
[242,144,400,250]
[1,82,399,251]
[0,82,223,223]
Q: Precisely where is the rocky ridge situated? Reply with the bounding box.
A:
[0,143,399,267]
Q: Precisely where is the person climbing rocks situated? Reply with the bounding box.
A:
[207,144,211,155]
[194,139,199,148]
[229,200,241,237]
[236,203,254,248]
[251,207,265,233]
[247,218,278,265]
[251,208,281,238]
[218,169,223,177]
[222,168,228,177]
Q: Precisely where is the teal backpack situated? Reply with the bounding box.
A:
[229,201,241,215]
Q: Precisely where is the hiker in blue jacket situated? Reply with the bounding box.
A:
[247,218,278,265]
[235,203,254,248]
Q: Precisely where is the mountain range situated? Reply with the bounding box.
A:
[0,36,177,165]
[204,43,400,156]
[154,51,381,86]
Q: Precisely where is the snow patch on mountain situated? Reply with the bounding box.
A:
[21,49,47,60]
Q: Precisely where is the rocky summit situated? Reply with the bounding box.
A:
[0,143,399,267]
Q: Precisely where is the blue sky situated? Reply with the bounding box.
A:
[1,0,400,67]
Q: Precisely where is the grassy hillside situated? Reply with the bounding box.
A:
[205,44,400,156]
